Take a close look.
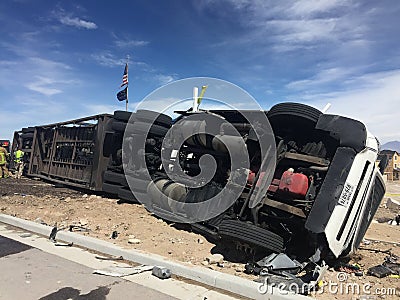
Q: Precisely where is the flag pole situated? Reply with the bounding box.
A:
[126,55,129,112]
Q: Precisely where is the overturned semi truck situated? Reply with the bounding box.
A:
[12,102,386,264]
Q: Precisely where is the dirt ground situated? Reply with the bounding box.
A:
[1,177,400,299]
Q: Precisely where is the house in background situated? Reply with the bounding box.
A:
[377,150,400,180]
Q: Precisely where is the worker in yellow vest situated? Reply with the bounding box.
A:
[0,146,9,178]
[14,148,25,179]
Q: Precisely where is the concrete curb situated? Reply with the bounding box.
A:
[0,214,306,300]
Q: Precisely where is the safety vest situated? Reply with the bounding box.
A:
[0,149,6,165]
[14,150,24,163]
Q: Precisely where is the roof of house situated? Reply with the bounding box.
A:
[377,150,399,163]
[380,149,399,156]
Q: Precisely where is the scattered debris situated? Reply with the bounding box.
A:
[258,253,303,275]
[367,264,394,278]
[34,218,46,225]
[386,198,400,210]
[69,225,90,232]
[54,242,73,247]
[359,246,392,255]
[362,239,371,245]
[255,262,328,295]
[79,219,88,226]
[94,265,152,277]
[383,255,400,275]
[152,266,171,279]
[388,214,400,225]
[245,253,303,276]
[376,216,392,223]
[95,255,123,261]
[82,194,88,198]
[334,263,362,275]
[128,238,141,244]
[205,253,224,265]
[367,255,400,278]
[19,233,32,238]
[110,231,118,239]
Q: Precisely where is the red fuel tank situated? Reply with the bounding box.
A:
[278,170,309,198]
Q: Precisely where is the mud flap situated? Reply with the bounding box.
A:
[305,147,356,233]
[316,114,367,153]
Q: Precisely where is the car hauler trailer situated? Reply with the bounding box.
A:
[11,114,113,191]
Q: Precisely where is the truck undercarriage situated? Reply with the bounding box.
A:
[12,102,386,272]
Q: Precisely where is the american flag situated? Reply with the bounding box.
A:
[121,63,128,87]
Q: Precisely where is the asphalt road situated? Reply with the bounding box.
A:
[0,235,178,300]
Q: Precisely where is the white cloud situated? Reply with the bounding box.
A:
[266,18,338,46]
[286,67,356,90]
[0,96,72,141]
[59,16,97,29]
[293,70,400,143]
[0,55,76,93]
[289,0,348,17]
[0,60,17,66]
[25,76,77,96]
[26,79,62,96]
[202,0,367,54]
[155,74,178,85]
[115,39,149,48]
[28,57,71,70]
[92,53,125,67]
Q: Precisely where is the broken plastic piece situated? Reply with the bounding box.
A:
[69,225,90,232]
[257,253,302,274]
[383,258,400,275]
[95,255,123,261]
[152,266,171,279]
[94,265,152,277]
[54,242,73,247]
[19,233,32,238]
[367,265,393,278]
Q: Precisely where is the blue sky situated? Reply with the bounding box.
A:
[1,0,400,143]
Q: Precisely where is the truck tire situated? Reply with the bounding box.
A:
[131,121,169,137]
[267,102,322,124]
[135,110,172,127]
[111,121,127,132]
[102,182,122,195]
[118,187,139,203]
[114,111,133,122]
[103,131,115,157]
[125,175,150,193]
[107,165,123,174]
[218,219,284,253]
[103,170,128,186]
